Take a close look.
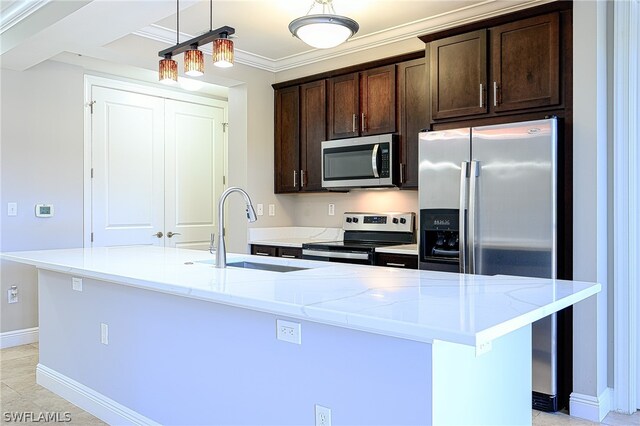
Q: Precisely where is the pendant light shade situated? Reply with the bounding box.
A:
[213,34,234,68]
[289,0,359,49]
[184,47,204,76]
[159,55,178,83]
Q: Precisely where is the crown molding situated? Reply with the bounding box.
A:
[133,0,554,74]
[0,0,52,34]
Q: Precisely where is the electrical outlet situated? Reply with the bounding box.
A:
[268,204,275,216]
[276,319,301,344]
[328,204,335,216]
[256,204,264,216]
[72,277,83,292]
[7,286,18,304]
[100,323,109,345]
[315,405,331,426]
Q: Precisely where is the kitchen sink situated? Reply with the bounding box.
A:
[226,261,309,273]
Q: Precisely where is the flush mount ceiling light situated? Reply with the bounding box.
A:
[158,0,235,83]
[289,0,359,49]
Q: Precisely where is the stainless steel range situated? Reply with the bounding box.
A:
[302,212,416,265]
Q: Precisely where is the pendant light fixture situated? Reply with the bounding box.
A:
[158,0,235,82]
[289,0,359,49]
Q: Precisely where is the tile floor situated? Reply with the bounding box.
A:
[1,344,639,425]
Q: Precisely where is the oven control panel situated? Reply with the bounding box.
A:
[343,212,414,233]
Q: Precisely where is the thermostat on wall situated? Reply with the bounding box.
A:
[35,204,54,218]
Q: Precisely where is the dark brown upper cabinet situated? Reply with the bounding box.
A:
[428,12,561,122]
[327,65,396,139]
[274,81,327,194]
[274,86,300,193]
[299,80,326,192]
[490,13,560,112]
[430,30,488,120]
[397,58,427,189]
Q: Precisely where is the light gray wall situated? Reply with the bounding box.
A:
[1,61,84,332]
[572,0,610,409]
[39,269,434,425]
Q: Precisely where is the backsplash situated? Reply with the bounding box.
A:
[290,190,418,227]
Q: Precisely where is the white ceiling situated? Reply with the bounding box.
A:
[0,0,552,76]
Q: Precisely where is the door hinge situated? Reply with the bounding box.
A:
[91,168,94,178]
[222,122,229,132]
[88,100,96,114]
[223,175,226,185]
[90,232,94,242]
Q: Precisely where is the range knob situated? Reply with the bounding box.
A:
[392,218,399,224]
[400,218,407,224]
[352,217,359,223]
[346,217,353,223]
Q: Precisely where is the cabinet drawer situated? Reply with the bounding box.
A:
[251,245,277,257]
[375,253,418,269]
[278,247,302,259]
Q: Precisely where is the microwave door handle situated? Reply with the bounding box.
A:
[371,144,380,178]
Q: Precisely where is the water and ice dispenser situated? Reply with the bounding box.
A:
[419,209,460,272]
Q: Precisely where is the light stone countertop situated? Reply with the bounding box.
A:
[2,246,599,350]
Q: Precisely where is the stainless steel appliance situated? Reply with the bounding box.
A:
[302,212,415,264]
[418,118,560,411]
[321,134,399,189]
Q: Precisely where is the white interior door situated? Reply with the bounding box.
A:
[91,86,165,246]
[163,100,225,250]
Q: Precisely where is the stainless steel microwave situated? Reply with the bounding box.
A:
[321,134,399,189]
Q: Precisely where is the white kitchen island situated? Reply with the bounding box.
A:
[2,246,600,426]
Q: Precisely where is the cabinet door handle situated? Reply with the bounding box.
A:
[167,232,181,238]
[493,81,499,107]
[352,114,357,132]
[300,169,305,188]
[293,170,297,187]
[152,231,163,238]
[479,83,483,108]
[386,262,406,267]
[400,163,405,184]
[281,254,297,258]
[255,252,271,256]
[361,113,366,132]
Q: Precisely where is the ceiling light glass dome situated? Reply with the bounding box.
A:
[289,0,359,49]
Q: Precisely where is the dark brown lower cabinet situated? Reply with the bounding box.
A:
[250,245,302,259]
[375,253,419,269]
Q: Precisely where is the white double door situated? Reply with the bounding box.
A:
[91,85,226,249]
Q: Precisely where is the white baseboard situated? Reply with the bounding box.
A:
[570,387,612,422]
[0,327,38,349]
[36,364,160,426]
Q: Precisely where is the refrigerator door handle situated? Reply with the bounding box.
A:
[468,160,479,274]
[459,161,468,273]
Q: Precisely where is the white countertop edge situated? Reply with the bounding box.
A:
[2,249,600,351]
[473,283,601,348]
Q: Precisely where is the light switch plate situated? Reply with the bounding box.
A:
[256,204,264,216]
[268,204,275,216]
[72,277,83,292]
[7,202,17,216]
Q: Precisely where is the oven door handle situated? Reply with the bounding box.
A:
[302,249,371,260]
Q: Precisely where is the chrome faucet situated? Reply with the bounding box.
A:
[215,187,258,268]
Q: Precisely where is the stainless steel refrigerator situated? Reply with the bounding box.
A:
[418,118,559,411]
